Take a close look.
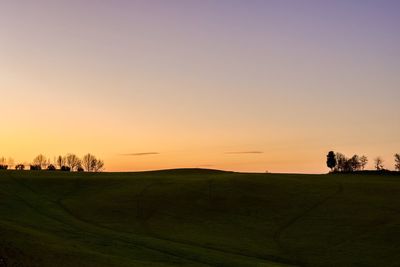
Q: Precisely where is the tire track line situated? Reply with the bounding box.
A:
[57,181,295,267]
[5,174,205,266]
[273,182,343,263]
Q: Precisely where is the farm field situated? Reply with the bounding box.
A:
[1,169,400,267]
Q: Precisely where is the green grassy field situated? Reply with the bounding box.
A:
[1,169,400,266]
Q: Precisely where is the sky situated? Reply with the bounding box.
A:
[1,0,399,173]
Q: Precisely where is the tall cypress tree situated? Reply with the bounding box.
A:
[327,151,337,172]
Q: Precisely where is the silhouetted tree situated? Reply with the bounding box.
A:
[82,153,104,172]
[60,166,71,172]
[343,159,353,172]
[2,153,104,172]
[66,154,81,172]
[0,159,7,170]
[349,155,361,171]
[57,155,66,169]
[47,164,56,171]
[374,157,384,171]
[82,153,95,172]
[336,153,347,172]
[360,155,368,170]
[333,152,364,172]
[394,154,400,171]
[33,154,47,169]
[56,154,71,171]
[326,151,337,172]
[15,164,25,170]
[0,157,7,169]
[30,165,41,171]
[92,159,104,172]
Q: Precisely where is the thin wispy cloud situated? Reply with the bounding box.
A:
[120,152,160,156]
[225,151,264,154]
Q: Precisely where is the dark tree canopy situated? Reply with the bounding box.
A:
[326,151,337,171]
[30,165,41,171]
[60,166,71,172]
[0,165,8,170]
[47,164,56,171]
[15,164,25,170]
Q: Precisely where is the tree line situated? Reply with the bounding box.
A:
[327,151,400,172]
[0,153,104,172]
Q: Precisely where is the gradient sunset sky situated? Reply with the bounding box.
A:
[1,0,399,173]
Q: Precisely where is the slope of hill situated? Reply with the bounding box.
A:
[1,169,400,266]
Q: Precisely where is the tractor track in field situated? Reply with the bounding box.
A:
[57,178,296,267]
[272,181,343,264]
[5,173,295,267]
[57,181,297,267]
[144,233,297,267]
[4,173,79,231]
[5,174,207,266]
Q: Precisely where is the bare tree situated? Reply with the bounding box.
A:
[93,159,104,172]
[374,157,384,171]
[66,154,81,171]
[33,154,48,169]
[395,154,400,171]
[335,153,347,172]
[56,155,66,169]
[82,153,104,172]
[333,152,369,172]
[77,161,84,172]
[360,155,368,170]
[349,155,361,171]
[82,153,95,172]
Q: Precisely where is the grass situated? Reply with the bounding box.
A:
[1,169,400,266]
